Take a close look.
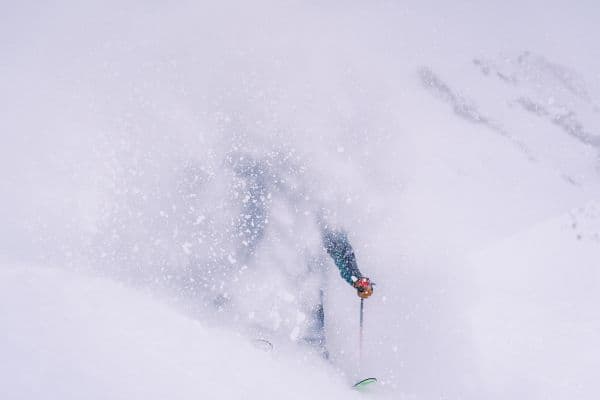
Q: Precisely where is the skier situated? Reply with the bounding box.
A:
[228,152,373,358]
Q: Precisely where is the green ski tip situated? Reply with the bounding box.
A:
[352,377,377,389]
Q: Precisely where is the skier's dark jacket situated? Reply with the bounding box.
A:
[230,152,364,286]
[322,229,363,286]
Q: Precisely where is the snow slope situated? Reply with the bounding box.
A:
[0,264,363,400]
[467,202,600,399]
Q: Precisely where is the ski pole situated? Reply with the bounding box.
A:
[359,298,364,369]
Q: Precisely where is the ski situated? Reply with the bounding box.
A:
[353,377,377,390]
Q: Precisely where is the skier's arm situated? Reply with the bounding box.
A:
[322,229,362,285]
[322,229,373,298]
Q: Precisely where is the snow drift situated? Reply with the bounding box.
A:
[0,264,364,399]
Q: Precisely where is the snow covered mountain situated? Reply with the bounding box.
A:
[2,1,600,399]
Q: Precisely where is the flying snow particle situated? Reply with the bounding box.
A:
[296,312,306,323]
[290,326,300,341]
[182,242,192,255]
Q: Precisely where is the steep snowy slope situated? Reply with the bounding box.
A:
[0,264,364,400]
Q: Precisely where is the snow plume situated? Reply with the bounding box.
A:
[2,1,600,399]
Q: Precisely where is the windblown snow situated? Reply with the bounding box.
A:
[1,0,600,399]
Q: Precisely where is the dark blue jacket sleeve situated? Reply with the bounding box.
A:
[322,229,362,286]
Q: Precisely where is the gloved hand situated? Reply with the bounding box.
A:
[353,277,373,299]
